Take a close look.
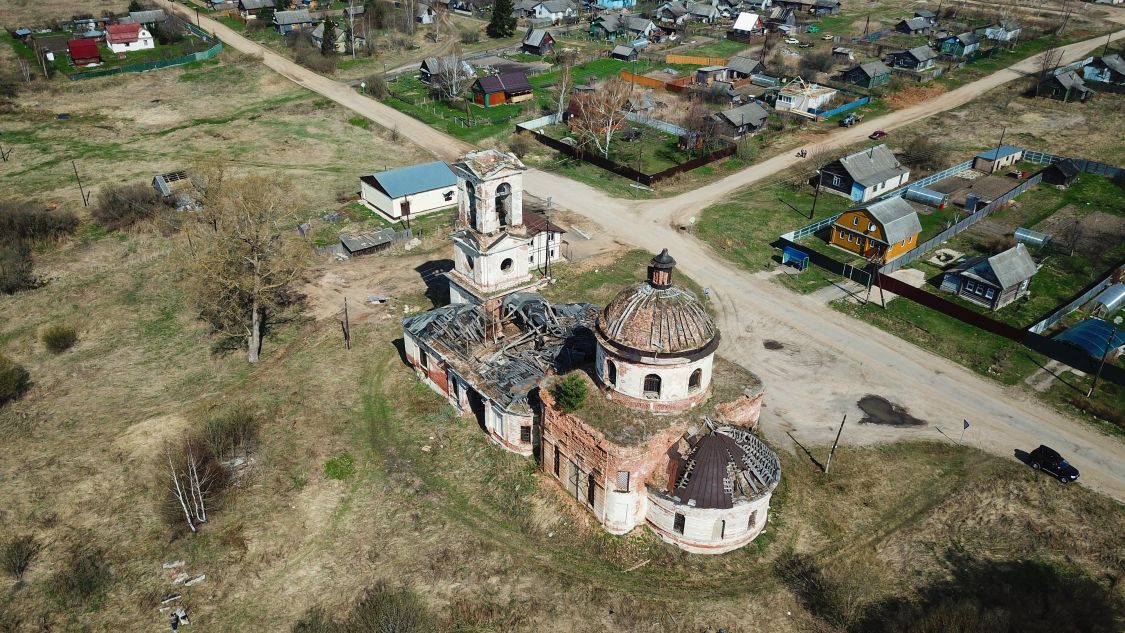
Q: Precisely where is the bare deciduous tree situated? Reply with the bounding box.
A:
[431,52,471,100]
[568,78,632,159]
[681,99,719,157]
[554,50,578,120]
[181,174,308,363]
[164,439,226,533]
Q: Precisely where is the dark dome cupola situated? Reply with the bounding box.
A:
[647,248,676,289]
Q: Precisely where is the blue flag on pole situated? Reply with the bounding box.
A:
[963,419,970,429]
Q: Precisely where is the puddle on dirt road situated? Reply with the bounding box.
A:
[857,395,926,426]
[763,340,784,350]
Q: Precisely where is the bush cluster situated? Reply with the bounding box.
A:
[294,582,433,633]
[552,373,588,413]
[0,354,30,406]
[1,535,41,581]
[363,74,389,99]
[200,409,260,461]
[92,183,164,231]
[49,546,112,608]
[41,324,78,353]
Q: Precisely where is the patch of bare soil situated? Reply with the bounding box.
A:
[885,85,947,110]
[1034,208,1125,260]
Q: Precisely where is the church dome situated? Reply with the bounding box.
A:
[596,250,717,355]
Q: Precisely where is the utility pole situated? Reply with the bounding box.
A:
[72,160,91,207]
[991,126,1007,174]
[809,168,823,219]
[824,415,846,474]
[1087,316,1122,397]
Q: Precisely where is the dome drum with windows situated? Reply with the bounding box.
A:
[594,249,720,412]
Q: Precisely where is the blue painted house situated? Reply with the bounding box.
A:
[596,0,637,9]
[818,144,910,203]
[939,32,982,58]
[273,9,316,34]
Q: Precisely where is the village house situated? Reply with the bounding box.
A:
[895,17,932,35]
[66,37,102,66]
[521,28,555,55]
[819,144,910,202]
[402,150,780,554]
[590,13,657,41]
[595,0,639,9]
[972,145,1024,173]
[121,9,168,26]
[829,196,922,262]
[940,244,1038,310]
[889,45,938,74]
[775,0,838,15]
[238,0,276,19]
[713,101,770,137]
[611,44,639,61]
[831,46,854,62]
[206,0,236,10]
[843,60,892,88]
[105,23,155,54]
[419,55,472,84]
[773,78,837,118]
[656,1,691,24]
[512,0,578,22]
[524,211,566,272]
[311,21,353,53]
[731,12,764,36]
[765,6,796,32]
[359,161,459,220]
[981,20,1021,43]
[1083,53,1125,86]
[686,2,722,23]
[273,9,316,34]
[725,55,763,80]
[415,3,437,24]
[939,32,981,58]
[1037,70,1094,102]
[695,65,729,85]
[914,9,937,25]
[471,72,534,107]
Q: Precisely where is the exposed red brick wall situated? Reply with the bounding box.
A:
[604,386,710,413]
[715,392,764,428]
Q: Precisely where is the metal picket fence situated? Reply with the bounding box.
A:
[881,171,1044,272]
[1022,150,1122,178]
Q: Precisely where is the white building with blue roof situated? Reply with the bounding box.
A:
[972,145,1024,174]
[359,161,459,220]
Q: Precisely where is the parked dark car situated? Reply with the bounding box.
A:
[1027,445,1080,483]
[869,130,888,140]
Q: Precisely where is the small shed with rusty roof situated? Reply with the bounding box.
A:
[67,38,102,66]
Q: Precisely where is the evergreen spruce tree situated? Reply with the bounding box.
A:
[487,0,517,38]
[321,20,337,55]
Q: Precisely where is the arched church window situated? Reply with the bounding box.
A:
[643,374,661,399]
[688,368,702,393]
[606,360,617,386]
[496,182,512,227]
[466,181,477,228]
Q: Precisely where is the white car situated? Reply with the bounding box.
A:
[785,37,800,44]
[822,34,834,40]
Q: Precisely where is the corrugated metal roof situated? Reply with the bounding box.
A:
[726,55,760,75]
[906,45,937,62]
[837,144,908,187]
[274,9,313,25]
[858,60,891,78]
[975,145,1023,161]
[675,432,745,509]
[717,101,769,127]
[241,0,275,9]
[851,197,921,244]
[361,161,456,199]
[1054,318,1125,359]
[523,28,550,47]
[129,9,167,23]
[340,228,396,252]
[67,38,101,60]
[961,243,1037,289]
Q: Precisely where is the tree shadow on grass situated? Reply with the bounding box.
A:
[775,549,1123,633]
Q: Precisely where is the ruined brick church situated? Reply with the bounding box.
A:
[402,150,780,554]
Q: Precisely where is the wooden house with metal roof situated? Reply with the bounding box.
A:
[830,196,922,262]
[940,244,1038,310]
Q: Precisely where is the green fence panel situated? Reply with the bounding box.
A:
[70,41,223,80]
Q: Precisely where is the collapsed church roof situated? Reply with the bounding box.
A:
[402,293,597,411]
[670,423,781,509]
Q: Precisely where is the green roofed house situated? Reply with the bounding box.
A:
[359,161,459,220]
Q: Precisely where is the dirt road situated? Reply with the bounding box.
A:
[164,0,1125,500]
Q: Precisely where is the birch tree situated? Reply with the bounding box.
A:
[432,52,470,100]
[182,174,307,363]
[164,439,227,533]
[554,50,578,120]
[568,78,632,160]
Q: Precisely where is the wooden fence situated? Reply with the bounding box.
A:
[666,54,729,66]
[619,70,692,93]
